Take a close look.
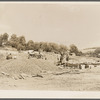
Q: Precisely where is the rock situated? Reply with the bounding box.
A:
[1,72,9,76]
[32,74,43,78]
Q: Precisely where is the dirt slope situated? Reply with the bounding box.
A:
[0,52,59,77]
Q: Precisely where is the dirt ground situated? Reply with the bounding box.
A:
[0,67,100,91]
[0,50,100,91]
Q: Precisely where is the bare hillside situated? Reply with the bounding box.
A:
[0,51,60,77]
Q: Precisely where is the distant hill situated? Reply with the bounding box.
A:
[82,47,100,53]
[84,47,100,50]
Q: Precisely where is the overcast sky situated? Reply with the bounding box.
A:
[0,2,100,49]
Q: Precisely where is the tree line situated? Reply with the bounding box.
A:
[0,33,82,55]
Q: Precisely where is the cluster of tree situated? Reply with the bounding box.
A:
[0,33,82,56]
[0,33,26,51]
[0,33,9,46]
[26,41,68,53]
[69,44,83,56]
[9,34,26,51]
[0,33,68,53]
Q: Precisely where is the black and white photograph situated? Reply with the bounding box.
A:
[0,1,100,98]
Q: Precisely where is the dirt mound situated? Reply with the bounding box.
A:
[1,50,100,80]
[0,53,59,78]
